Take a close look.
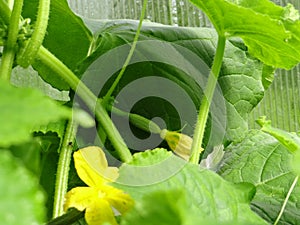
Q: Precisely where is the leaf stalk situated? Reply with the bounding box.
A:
[189,35,226,164]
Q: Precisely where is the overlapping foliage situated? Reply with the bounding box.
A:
[0,0,300,225]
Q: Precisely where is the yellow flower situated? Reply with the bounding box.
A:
[160,129,194,161]
[64,146,134,225]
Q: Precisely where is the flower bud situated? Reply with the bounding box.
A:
[160,129,193,161]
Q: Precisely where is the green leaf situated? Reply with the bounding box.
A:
[121,189,190,225]
[78,20,270,144]
[218,130,300,224]
[22,0,92,90]
[8,132,61,220]
[9,139,42,175]
[121,189,263,225]
[0,81,70,147]
[189,0,300,69]
[33,120,66,142]
[0,149,45,224]
[116,148,267,224]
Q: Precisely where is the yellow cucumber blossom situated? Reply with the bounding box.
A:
[64,146,134,225]
[160,129,194,161]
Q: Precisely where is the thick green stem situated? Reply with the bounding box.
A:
[0,0,23,81]
[95,100,132,161]
[37,47,132,162]
[37,46,95,104]
[48,209,84,225]
[17,0,50,67]
[102,0,148,105]
[110,106,162,134]
[53,120,78,218]
[189,35,226,164]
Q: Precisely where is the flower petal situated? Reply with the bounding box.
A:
[105,185,134,214]
[85,199,118,225]
[74,146,119,187]
[160,129,193,161]
[64,187,96,212]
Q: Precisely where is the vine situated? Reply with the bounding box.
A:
[102,0,149,106]
[52,119,78,218]
[17,0,50,67]
[189,35,226,164]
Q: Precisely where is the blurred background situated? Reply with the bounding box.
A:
[67,0,300,132]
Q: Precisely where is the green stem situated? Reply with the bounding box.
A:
[110,106,162,134]
[53,119,78,218]
[95,100,132,161]
[37,46,94,103]
[102,0,148,105]
[274,175,299,225]
[17,0,50,67]
[47,209,84,225]
[37,47,132,162]
[189,35,226,164]
[0,0,23,81]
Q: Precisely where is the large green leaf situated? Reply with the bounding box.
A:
[0,150,45,224]
[8,132,61,220]
[189,0,300,69]
[218,130,300,224]
[22,0,92,90]
[121,189,259,225]
[115,148,268,224]
[0,81,70,147]
[78,20,270,145]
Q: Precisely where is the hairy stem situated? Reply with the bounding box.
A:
[102,0,148,105]
[17,0,50,67]
[53,120,78,218]
[110,106,162,134]
[37,46,132,162]
[189,35,226,164]
[37,46,94,103]
[0,0,23,81]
